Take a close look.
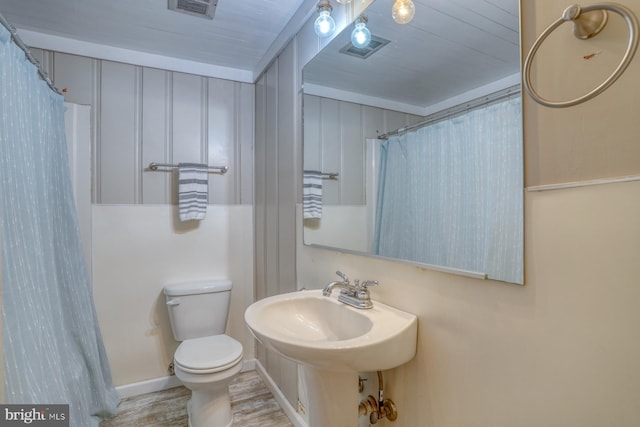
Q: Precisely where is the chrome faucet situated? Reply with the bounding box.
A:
[322,271,351,296]
[323,271,379,309]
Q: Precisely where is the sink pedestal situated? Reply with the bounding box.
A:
[302,366,358,427]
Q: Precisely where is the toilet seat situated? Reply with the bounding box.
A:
[175,335,243,374]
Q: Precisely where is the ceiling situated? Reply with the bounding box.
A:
[0,0,520,108]
[0,0,309,76]
[303,0,520,114]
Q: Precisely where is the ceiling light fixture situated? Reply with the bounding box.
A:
[335,0,353,3]
[392,0,415,24]
[314,0,336,38]
[351,14,372,49]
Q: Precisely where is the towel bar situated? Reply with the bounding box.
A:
[321,172,339,180]
[148,162,228,175]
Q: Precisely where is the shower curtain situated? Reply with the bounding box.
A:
[373,97,523,283]
[0,26,119,425]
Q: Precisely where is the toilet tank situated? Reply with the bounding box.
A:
[164,279,232,341]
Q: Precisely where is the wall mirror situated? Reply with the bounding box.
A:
[302,0,523,284]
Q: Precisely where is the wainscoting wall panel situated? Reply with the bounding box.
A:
[303,94,423,205]
[254,42,300,410]
[32,50,254,205]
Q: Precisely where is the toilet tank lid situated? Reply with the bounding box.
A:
[163,279,232,296]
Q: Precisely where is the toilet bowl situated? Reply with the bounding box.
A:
[164,280,244,427]
[174,335,243,427]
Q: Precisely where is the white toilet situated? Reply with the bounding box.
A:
[164,279,244,427]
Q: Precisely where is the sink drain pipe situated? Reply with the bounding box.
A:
[358,371,398,423]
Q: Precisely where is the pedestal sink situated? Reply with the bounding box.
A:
[244,289,418,426]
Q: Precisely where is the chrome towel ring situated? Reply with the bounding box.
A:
[523,3,639,108]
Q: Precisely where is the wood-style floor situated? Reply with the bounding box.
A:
[100,371,294,427]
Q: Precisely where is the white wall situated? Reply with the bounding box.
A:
[302,205,368,252]
[92,204,254,386]
[298,180,640,426]
[255,0,640,425]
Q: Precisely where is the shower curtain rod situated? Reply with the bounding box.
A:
[378,84,521,140]
[0,12,62,95]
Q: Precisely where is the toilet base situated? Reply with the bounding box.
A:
[186,394,234,427]
[173,335,243,427]
[177,358,242,427]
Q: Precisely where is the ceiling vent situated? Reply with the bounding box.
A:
[168,0,217,19]
[339,35,390,59]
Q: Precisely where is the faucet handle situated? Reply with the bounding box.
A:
[361,280,379,288]
[336,270,349,283]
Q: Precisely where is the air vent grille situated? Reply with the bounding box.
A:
[168,0,217,19]
[339,36,390,59]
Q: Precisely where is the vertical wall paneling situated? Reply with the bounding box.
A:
[50,52,100,203]
[320,98,341,205]
[171,73,205,205]
[263,59,282,395]
[254,73,267,303]
[134,67,143,203]
[276,42,298,297]
[239,83,255,205]
[208,78,235,204]
[201,78,209,165]
[141,68,170,204]
[254,46,301,408]
[49,50,254,205]
[304,95,423,206]
[99,61,137,204]
[264,62,280,300]
[172,73,205,165]
[362,105,385,137]
[92,58,101,204]
[340,101,365,204]
[53,53,95,106]
[165,73,174,203]
[275,40,301,405]
[254,73,268,367]
[302,95,321,171]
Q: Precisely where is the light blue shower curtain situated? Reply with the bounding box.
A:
[373,97,523,283]
[0,26,119,425]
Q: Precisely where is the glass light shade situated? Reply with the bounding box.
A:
[335,0,352,3]
[392,0,415,24]
[351,21,371,48]
[314,10,336,37]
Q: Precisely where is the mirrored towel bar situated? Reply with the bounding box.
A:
[148,162,228,174]
[322,172,339,180]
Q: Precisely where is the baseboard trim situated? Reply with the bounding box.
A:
[115,375,182,400]
[116,359,257,399]
[255,360,308,427]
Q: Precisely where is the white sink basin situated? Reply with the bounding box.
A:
[244,289,418,372]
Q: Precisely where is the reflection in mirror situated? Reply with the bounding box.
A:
[303,0,523,284]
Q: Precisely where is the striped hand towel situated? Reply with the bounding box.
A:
[303,170,323,219]
[178,163,208,221]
